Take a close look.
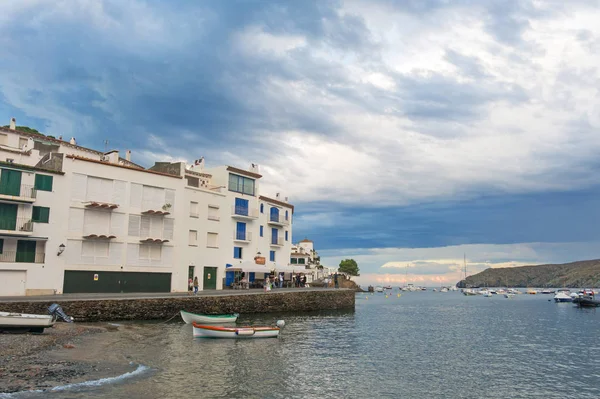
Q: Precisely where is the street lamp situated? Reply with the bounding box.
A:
[57,243,66,256]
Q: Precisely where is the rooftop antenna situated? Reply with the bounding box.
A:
[104,140,109,152]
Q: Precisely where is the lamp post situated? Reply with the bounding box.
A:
[57,243,66,256]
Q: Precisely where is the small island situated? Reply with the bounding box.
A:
[457,259,600,288]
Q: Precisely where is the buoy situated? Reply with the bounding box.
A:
[276,320,285,328]
[366,296,368,300]
[385,295,388,298]
[397,293,401,298]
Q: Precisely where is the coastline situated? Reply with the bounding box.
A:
[0,323,141,394]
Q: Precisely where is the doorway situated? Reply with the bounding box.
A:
[203,267,217,290]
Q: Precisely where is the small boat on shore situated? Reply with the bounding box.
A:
[0,311,55,333]
[180,310,238,324]
[192,322,281,338]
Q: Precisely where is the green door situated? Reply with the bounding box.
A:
[0,169,22,196]
[0,203,18,230]
[203,267,217,290]
[63,271,172,293]
[16,240,36,263]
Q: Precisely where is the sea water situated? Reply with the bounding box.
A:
[11,291,600,398]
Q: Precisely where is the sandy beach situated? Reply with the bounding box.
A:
[0,322,143,394]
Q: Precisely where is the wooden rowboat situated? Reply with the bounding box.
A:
[192,322,280,339]
[0,311,55,333]
[180,310,238,324]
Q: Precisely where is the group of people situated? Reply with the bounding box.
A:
[188,277,199,295]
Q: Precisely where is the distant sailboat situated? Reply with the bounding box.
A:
[462,254,477,296]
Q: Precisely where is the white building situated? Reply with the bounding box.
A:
[0,119,294,296]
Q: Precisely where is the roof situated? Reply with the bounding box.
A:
[66,155,182,179]
[0,160,65,175]
[0,126,145,169]
[299,238,313,243]
[259,195,294,212]
[227,166,262,179]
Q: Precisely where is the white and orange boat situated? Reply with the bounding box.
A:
[192,322,282,339]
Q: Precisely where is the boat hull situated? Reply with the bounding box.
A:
[192,323,280,339]
[0,311,55,333]
[573,297,600,308]
[554,298,573,303]
[180,310,238,324]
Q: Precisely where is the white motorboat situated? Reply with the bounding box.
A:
[504,293,515,298]
[180,310,238,324]
[0,311,55,333]
[375,286,384,293]
[192,322,280,338]
[553,292,573,303]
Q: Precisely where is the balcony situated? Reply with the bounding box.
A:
[0,217,33,235]
[231,206,258,220]
[233,230,252,243]
[267,214,290,226]
[270,236,284,247]
[0,184,36,203]
[84,201,118,210]
[0,251,45,263]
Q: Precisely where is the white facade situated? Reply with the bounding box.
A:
[0,120,295,296]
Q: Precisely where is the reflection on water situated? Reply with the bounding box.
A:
[24,294,600,398]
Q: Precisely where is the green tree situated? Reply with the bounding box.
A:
[338,259,360,276]
[2,125,43,135]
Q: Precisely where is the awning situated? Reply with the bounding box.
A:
[0,234,48,241]
[231,261,274,274]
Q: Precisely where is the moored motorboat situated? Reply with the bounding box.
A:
[0,311,55,333]
[504,293,515,298]
[180,310,238,324]
[553,292,573,303]
[375,286,384,293]
[192,322,281,338]
[573,296,600,308]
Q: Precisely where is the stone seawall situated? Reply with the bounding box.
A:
[0,290,355,322]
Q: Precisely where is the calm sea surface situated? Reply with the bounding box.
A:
[18,290,600,398]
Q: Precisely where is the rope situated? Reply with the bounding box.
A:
[162,312,181,323]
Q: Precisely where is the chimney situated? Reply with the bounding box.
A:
[69,137,77,145]
[285,196,288,202]
[9,118,16,130]
[126,150,131,162]
[58,135,63,141]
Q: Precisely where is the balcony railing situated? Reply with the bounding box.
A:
[0,217,33,232]
[231,206,258,219]
[268,214,290,226]
[234,230,252,242]
[270,236,284,246]
[0,184,37,201]
[0,251,45,263]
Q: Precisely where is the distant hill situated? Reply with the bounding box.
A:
[457,259,600,288]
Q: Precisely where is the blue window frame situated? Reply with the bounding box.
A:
[270,207,279,223]
[260,203,264,213]
[285,231,288,241]
[270,250,275,262]
[234,198,249,216]
[285,210,288,221]
[260,225,263,237]
[228,173,255,196]
[236,222,246,240]
[234,247,242,259]
[271,228,278,245]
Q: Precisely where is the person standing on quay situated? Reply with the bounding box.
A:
[193,276,199,295]
[334,273,339,289]
[188,277,193,295]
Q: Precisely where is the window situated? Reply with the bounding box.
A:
[190,201,199,217]
[299,258,306,265]
[128,215,173,240]
[208,205,219,221]
[82,240,109,260]
[32,206,50,223]
[234,246,242,259]
[260,203,264,213]
[236,222,246,240]
[0,238,3,254]
[285,231,288,241]
[234,198,249,216]
[186,175,199,188]
[260,225,263,237]
[207,232,218,248]
[270,250,275,262]
[189,230,198,246]
[271,227,279,245]
[291,257,297,264]
[270,207,279,222]
[285,210,289,221]
[228,173,255,196]
[19,137,28,149]
[34,174,53,192]
[0,133,6,145]
[139,244,161,260]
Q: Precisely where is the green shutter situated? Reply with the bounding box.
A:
[35,174,53,191]
[0,169,22,196]
[32,206,50,223]
[0,203,18,230]
[0,239,4,254]
[16,240,36,263]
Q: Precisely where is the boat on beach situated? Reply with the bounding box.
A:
[192,322,280,338]
[0,311,56,333]
[180,310,238,324]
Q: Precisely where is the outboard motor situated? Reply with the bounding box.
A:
[48,303,74,323]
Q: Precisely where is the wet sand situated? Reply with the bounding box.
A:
[0,322,143,394]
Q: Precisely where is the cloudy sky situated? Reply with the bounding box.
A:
[2,0,600,286]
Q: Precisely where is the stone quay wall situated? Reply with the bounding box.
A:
[0,290,355,322]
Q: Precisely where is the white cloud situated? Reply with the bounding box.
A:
[233,25,307,57]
